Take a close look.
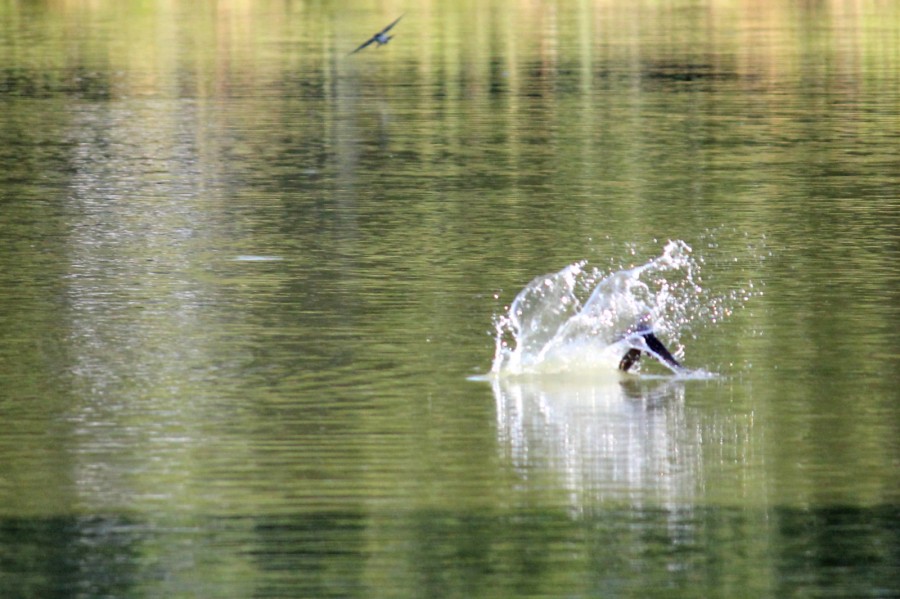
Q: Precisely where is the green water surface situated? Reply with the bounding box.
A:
[1,1,898,597]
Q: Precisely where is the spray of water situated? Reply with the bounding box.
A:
[491,240,756,377]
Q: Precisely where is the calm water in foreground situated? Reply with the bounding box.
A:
[1,1,898,597]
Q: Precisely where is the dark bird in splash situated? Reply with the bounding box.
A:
[618,323,684,373]
[348,15,404,55]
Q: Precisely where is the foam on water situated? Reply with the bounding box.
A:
[490,240,754,378]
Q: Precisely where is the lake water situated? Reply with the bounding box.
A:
[1,1,898,597]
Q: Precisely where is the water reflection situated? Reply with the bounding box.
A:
[60,99,239,514]
[3,506,896,598]
[0,67,112,100]
[494,375,703,510]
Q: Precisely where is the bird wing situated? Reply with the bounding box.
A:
[379,15,404,35]
[349,36,377,55]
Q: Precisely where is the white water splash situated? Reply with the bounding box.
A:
[233,255,283,262]
[491,240,752,377]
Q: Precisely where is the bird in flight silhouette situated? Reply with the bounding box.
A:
[348,15,404,55]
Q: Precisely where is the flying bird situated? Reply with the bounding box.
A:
[348,15,404,55]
